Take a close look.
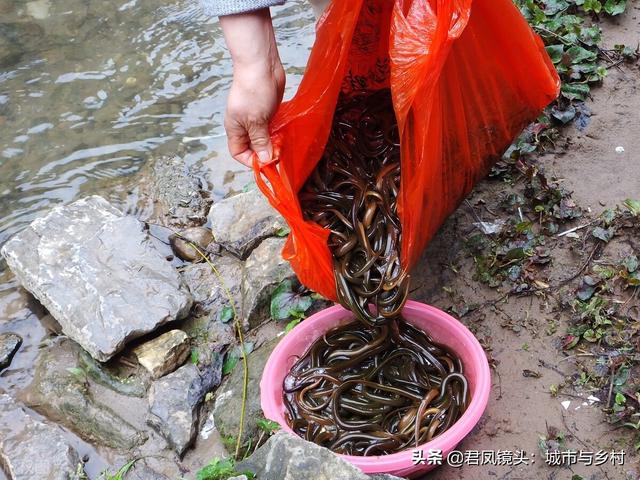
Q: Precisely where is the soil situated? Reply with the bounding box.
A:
[409,6,640,480]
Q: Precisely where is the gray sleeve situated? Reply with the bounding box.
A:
[199,0,285,16]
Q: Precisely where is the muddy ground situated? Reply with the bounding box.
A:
[410,5,640,480]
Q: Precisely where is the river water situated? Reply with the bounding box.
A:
[0,0,314,476]
[0,0,315,246]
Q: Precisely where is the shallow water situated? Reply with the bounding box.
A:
[0,0,314,476]
[0,0,315,246]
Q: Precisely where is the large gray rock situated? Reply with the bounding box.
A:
[208,190,286,259]
[242,237,295,329]
[213,338,279,448]
[133,155,212,228]
[23,337,148,450]
[0,332,22,371]
[237,432,405,480]
[0,393,83,479]
[133,330,190,379]
[181,254,243,315]
[147,348,223,456]
[180,253,243,347]
[1,196,193,362]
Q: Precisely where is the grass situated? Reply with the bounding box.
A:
[194,459,255,480]
[100,460,138,480]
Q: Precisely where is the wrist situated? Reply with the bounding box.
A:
[220,9,281,74]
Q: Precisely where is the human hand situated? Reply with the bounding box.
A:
[225,59,285,167]
[220,9,285,167]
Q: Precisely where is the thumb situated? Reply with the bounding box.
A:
[247,122,274,165]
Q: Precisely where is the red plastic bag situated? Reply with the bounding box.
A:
[254,0,560,301]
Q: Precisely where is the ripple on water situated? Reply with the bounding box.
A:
[0,0,315,248]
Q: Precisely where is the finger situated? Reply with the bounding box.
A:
[232,148,253,167]
[224,116,252,165]
[246,122,274,165]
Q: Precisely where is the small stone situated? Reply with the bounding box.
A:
[208,190,286,259]
[147,349,223,456]
[134,330,190,379]
[237,432,404,480]
[213,338,279,447]
[0,332,22,371]
[169,226,214,262]
[1,196,193,362]
[0,393,83,479]
[125,76,137,86]
[242,237,295,328]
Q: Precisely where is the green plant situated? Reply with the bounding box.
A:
[257,418,279,434]
[191,349,200,365]
[270,279,319,333]
[222,343,254,375]
[100,460,137,480]
[270,279,314,321]
[507,0,635,157]
[194,458,255,480]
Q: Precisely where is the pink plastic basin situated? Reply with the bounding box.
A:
[260,300,491,478]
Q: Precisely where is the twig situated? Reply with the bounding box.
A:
[538,358,566,377]
[607,363,618,409]
[560,411,590,449]
[556,243,600,286]
[557,221,595,237]
[558,353,597,362]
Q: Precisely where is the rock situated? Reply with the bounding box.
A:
[208,190,286,259]
[181,254,243,316]
[0,22,44,68]
[1,196,193,362]
[213,338,280,448]
[0,393,83,479]
[147,349,223,456]
[121,464,171,480]
[237,432,405,480]
[180,256,241,359]
[182,312,236,350]
[0,332,22,371]
[169,226,214,262]
[242,237,295,329]
[133,155,212,228]
[77,349,148,398]
[134,330,190,379]
[23,337,148,450]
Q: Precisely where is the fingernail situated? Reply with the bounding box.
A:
[257,150,271,164]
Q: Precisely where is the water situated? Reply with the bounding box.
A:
[0,0,315,246]
[0,0,315,476]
